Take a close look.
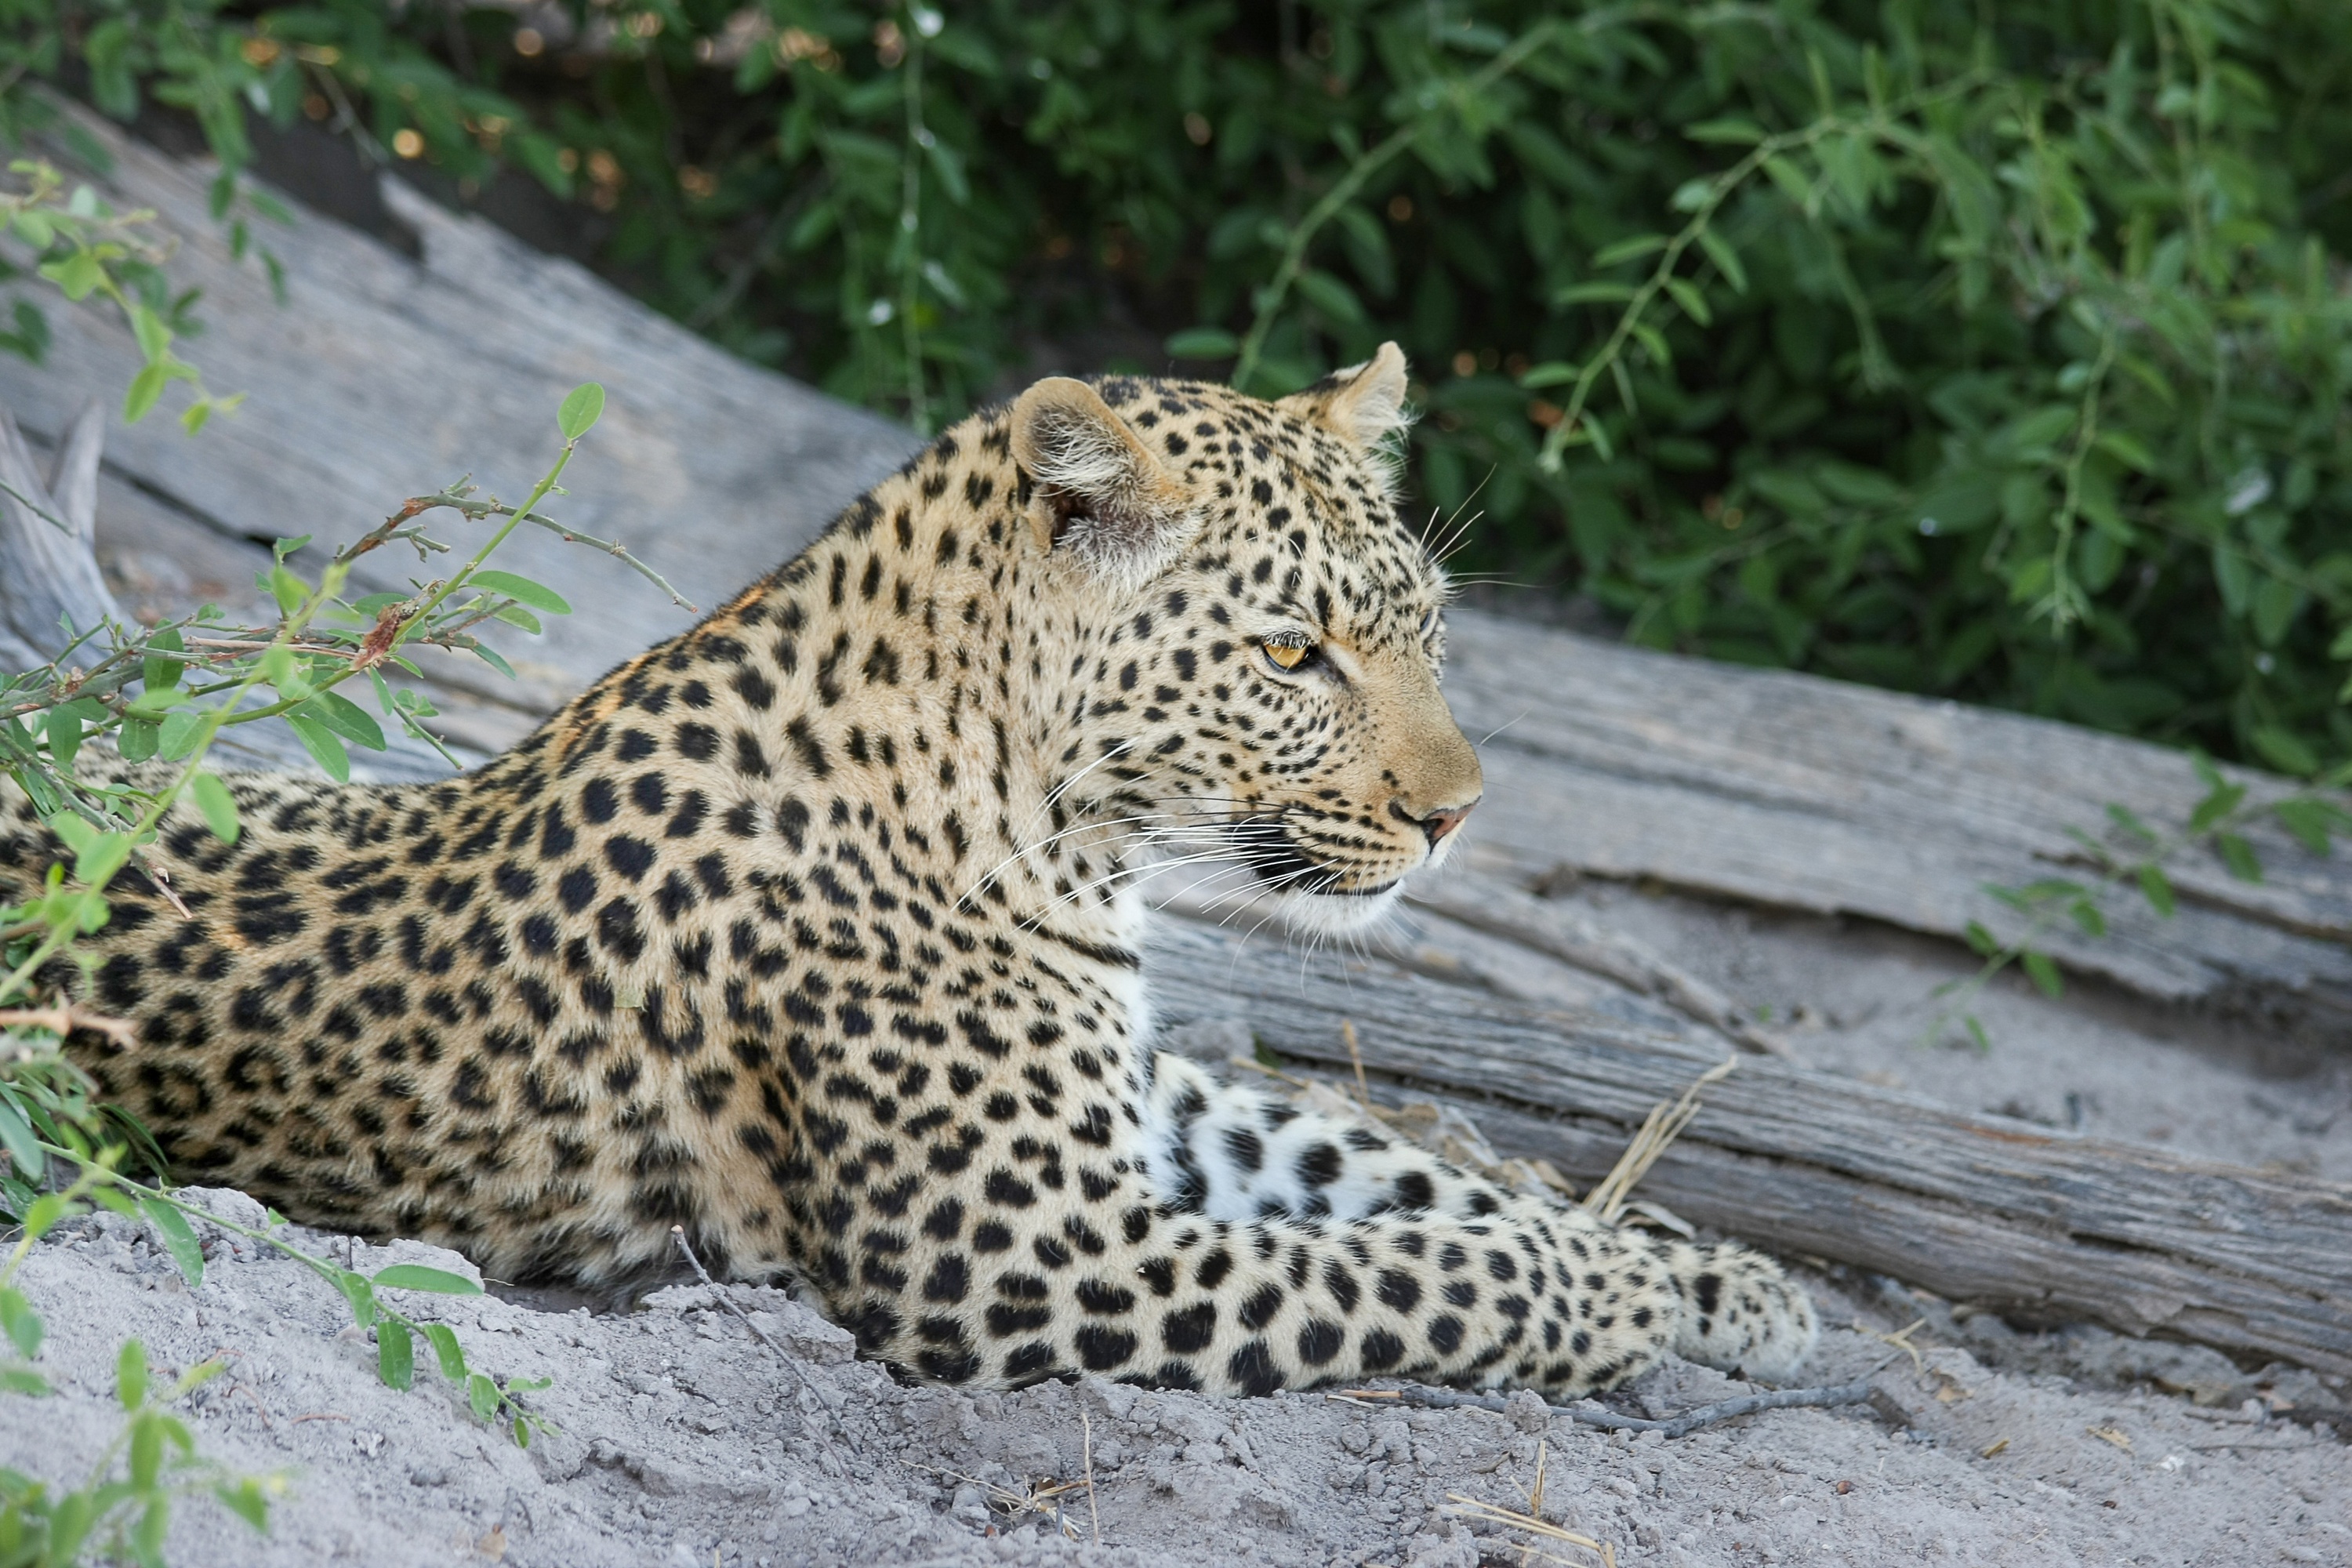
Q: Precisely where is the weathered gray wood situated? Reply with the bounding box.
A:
[0,97,920,720]
[1438,612,2352,1024]
[0,397,111,673]
[1149,916,2352,1377]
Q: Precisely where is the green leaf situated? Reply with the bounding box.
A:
[471,642,518,681]
[49,1487,93,1563]
[1662,277,1712,327]
[370,1264,484,1296]
[2094,430,2157,474]
[21,1192,70,1242]
[123,361,170,424]
[470,571,572,615]
[73,830,135,890]
[1552,281,1636,307]
[158,710,205,762]
[129,1411,162,1489]
[284,713,351,783]
[139,1199,205,1289]
[1519,361,1579,389]
[214,1479,270,1532]
[117,1340,148,1410]
[1592,234,1668,268]
[0,1097,43,1182]
[45,706,83,771]
[2136,862,2177,918]
[1697,228,1748,294]
[0,1287,42,1359]
[467,1371,502,1420]
[421,1323,468,1381]
[2188,781,2247,833]
[333,1271,378,1329]
[2273,798,2339,855]
[2019,949,2064,1000]
[2216,832,2263,882]
[557,383,605,440]
[492,604,544,633]
[0,1367,49,1395]
[303,691,387,752]
[40,249,105,300]
[2251,725,2319,779]
[1962,919,1998,956]
[142,627,186,691]
[117,717,160,764]
[189,772,239,844]
[1684,117,1765,144]
[377,1321,415,1391]
[134,1496,169,1563]
[2068,898,2107,938]
[1165,327,1238,359]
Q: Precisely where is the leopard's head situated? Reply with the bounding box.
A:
[1009,344,1480,933]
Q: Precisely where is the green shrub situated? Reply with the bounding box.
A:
[8,0,2352,771]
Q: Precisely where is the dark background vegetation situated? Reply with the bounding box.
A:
[7,0,2352,776]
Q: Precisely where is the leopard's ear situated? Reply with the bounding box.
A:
[1010,377,1201,591]
[1282,341,1411,452]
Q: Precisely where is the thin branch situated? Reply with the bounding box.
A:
[1331,1377,1873,1438]
[668,1225,861,1459]
[1232,20,1566,387]
[0,1002,137,1051]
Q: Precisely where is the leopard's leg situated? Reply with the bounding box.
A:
[848,1130,1682,1398]
[1138,1051,1817,1385]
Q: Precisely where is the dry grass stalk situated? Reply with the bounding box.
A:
[1341,1018,1375,1112]
[1080,1408,1102,1547]
[1238,1033,1737,1230]
[1443,1443,1620,1568]
[1581,1056,1737,1225]
[0,1000,137,1051]
[910,1462,1097,1541]
[1867,1316,1931,1374]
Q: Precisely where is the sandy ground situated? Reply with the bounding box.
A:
[4,1171,2344,1567]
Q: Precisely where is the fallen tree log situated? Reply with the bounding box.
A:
[1439,613,2352,1030]
[0,96,917,726]
[1148,916,2352,1377]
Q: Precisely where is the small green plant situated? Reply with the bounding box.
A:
[0,1160,281,1568]
[1930,753,2352,1047]
[0,381,668,1561]
[0,158,241,433]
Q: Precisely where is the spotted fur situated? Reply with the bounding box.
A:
[0,347,1814,1396]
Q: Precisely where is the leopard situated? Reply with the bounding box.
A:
[0,345,1817,1399]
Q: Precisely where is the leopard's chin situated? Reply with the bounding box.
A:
[1263,873,1406,937]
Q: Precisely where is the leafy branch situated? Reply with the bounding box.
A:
[1228,17,1568,390]
[0,159,240,433]
[1929,753,2352,1047]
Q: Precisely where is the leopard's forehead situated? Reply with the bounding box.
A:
[1087,372,1441,642]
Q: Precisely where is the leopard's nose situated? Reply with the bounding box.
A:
[1391,797,1478,847]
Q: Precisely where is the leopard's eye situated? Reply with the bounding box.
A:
[1261,638,1313,671]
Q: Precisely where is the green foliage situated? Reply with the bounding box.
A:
[9,0,2350,768]
[0,1165,280,1568]
[1934,750,2352,1045]
[0,158,240,430]
[0,387,618,1562]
